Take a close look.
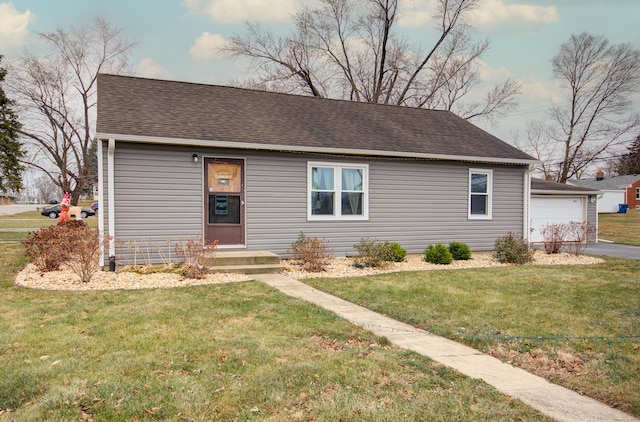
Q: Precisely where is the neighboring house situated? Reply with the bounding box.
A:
[571,173,640,213]
[95,74,538,266]
[0,195,14,205]
[529,178,599,243]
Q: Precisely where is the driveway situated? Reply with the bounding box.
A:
[584,243,640,259]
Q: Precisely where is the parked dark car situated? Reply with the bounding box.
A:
[48,199,59,204]
[90,202,98,213]
[40,205,95,219]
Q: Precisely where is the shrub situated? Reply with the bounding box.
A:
[23,225,70,271]
[23,221,104,283]
[448,241,471,260]
[23,221,85,272]
[493,232,534,264]
[62,224,104,283]
[542,223,567,254]
[424,243,453,265]
[174,237,213,279]
[385,241,407,262]
[564,222,596,256]
[289,232,332,272]
[353,238,391,268]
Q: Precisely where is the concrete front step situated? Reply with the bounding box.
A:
[209,263,284,275]
[202,250,282,275]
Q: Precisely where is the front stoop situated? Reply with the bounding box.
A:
[200,250,283,275]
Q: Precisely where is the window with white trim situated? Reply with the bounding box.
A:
[636,187,640,200]
[468,169,493,219]
[308,162,368,220]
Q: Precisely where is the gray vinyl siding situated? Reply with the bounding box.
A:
[102,142,203,265]
[103,142,527,264]
[247,152,526,256]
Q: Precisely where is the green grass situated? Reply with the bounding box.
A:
[0,207,97,237]
[304,259,640,417]
[0,244,550,421]
[599,208,640,246]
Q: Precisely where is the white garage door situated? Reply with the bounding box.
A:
[530,196,586,242]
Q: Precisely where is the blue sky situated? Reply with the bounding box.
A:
[1,0,639,142]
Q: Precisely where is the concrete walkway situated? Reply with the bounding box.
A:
[255,273,638,422]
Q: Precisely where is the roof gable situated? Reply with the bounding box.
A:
[96,74,535,164]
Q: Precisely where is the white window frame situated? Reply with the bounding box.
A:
[307,161,369,221]
[636,187,640,200]
[468,168,493,220]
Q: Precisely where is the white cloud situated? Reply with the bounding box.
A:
[183,0,297,23]
[521,79,565,104]
[397,0,434,28]
[0,2,35,47]
[396,0,558,32]
[135,58,171,79]
[189,32,228,61]
[472,0,558,32]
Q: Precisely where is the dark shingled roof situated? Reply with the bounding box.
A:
[96,74,535,164]
[531,178,599,194]
[570,174,640,191]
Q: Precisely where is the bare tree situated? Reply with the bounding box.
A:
[513,119,559,179]
[34,173,59,203]
[9,17,135,204]
[222,0,520,123]
[545,33,640,183]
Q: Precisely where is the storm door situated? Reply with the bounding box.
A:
[204,158,245,246]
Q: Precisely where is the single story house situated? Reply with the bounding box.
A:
[96,74,542,266]
[570,173,640,213]
[529,178,599,243]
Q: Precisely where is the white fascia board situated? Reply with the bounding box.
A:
[532,189,600,195]
[95,132,539,166]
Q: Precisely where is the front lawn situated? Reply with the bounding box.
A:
[304,259,640,417]
[0,243,549,421]
[599,208,640,246]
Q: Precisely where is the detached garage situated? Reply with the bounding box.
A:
[529,178,599,243]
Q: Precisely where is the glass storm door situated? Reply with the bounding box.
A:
[204,158,245,246]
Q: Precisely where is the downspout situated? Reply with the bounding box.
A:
[97,139,105,266]
[108,139,116,270]
[523,164,535,242]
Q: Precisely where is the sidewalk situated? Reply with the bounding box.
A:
[255,273,638,422]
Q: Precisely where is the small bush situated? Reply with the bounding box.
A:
[385,241,407,262]
[23,226,69,271]
[542,223,566,254]
[289,232,332,272]
[424,243,453,265]
[448,241,471,260]
[62,224,104,283]
[564,222,596,256]
[493,232,534,264]
[23,221,104,283]
[174,237,213,279]
[353,238,392,268]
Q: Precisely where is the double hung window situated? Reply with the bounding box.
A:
[468,169,493,219]
[308,162,368,220]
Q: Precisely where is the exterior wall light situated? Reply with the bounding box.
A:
[192,153,199,163]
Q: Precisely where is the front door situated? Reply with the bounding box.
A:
[204,158,245,246]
